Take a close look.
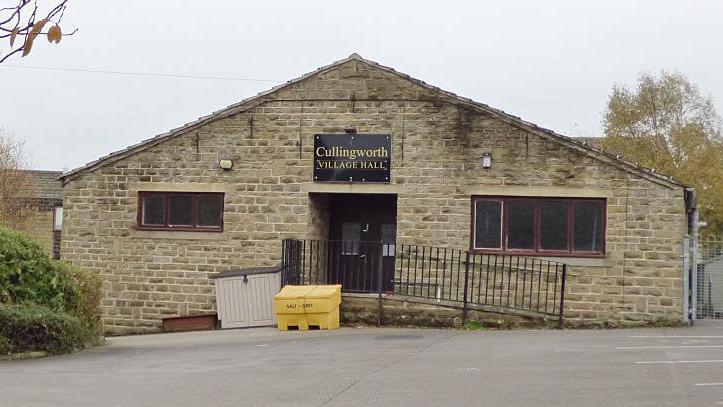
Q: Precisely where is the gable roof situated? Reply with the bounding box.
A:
[18,170,64,201]
[59,54,685,189]
[571,136,604,149]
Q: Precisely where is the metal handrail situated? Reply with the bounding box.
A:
[281,238,567,326]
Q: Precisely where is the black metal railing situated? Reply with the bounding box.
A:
[281,239,567,326]
[281,239,395,292]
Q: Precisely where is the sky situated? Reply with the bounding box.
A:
[1,0,722,171]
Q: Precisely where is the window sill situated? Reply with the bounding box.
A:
[534,256,610,268]
[129,228,228,241]
[470,250,609,267]
[135,226,224,233]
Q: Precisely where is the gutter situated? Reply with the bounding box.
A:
[684,188,697,325]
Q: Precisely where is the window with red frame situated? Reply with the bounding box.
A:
[471,197,605,256]
[137,192,224,231]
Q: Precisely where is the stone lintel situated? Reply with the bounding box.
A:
[467,185,612,198]
[129,182,234,193]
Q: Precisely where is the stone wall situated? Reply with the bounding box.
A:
[21,209,55,256]
[13,170,63,259]
[61,59,687,334]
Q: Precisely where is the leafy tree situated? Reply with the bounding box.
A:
[0,0,76,63]
[602,71,723,234]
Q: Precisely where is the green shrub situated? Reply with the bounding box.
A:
[0,227,71,310]
[0,227,104,354]
[56,261,103,336]
[0,302,88,355]
[0,336,10,354]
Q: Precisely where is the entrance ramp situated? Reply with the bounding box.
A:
[281,239,567,325]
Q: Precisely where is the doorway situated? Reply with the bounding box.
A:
[310,193,397,292]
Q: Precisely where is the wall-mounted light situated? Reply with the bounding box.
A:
[482,152,492,169]
[219,159,233,170]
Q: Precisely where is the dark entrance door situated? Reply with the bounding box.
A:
[327,194,397,292]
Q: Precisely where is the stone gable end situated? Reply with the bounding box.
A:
[61,59,686,334]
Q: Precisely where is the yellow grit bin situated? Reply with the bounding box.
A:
[274,284,341,331]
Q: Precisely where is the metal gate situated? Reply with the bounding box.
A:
[696,238,723,319]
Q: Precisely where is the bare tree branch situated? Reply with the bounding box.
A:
[0,127,30,228]
[0,0,74,63]
[0,45,23,63]
[0,27,77,38]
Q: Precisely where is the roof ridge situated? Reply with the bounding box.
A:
[22,169,64,176]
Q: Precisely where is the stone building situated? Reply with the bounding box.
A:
[14,170,63,258]
[59,54,691,334]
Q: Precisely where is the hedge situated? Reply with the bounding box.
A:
[0,227,103,355]
[0,227,68,310]
[0,302,88,355]
[56,261,103,335]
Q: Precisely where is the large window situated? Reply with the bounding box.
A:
[137,192,224,231]
[472,197,605,256]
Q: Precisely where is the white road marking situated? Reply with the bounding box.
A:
[635,360,723,364]
[618,345,723,350]
[629,336,723,339]
[695,383,723,387]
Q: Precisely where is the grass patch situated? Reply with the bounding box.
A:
[463,320,484,331]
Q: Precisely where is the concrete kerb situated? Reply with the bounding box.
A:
[0,351,49,361]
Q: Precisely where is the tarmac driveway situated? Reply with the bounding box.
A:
[2,324,723,406]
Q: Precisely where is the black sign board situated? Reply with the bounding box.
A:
[313,134,391,183]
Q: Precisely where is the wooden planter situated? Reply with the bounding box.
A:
[162,314,218,333]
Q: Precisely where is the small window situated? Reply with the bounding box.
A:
[53,206,63,231]
[197,195,224,227]
[381,223,396,256]
[137,192,224,231]
[168,195,193,226]
[474,200,502,249]
[507,200,535,250]
[472,197,605,257]
[142,194,166,226]
[573,201,604,253]
[540,201,568,251]
[341,223,361,255]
